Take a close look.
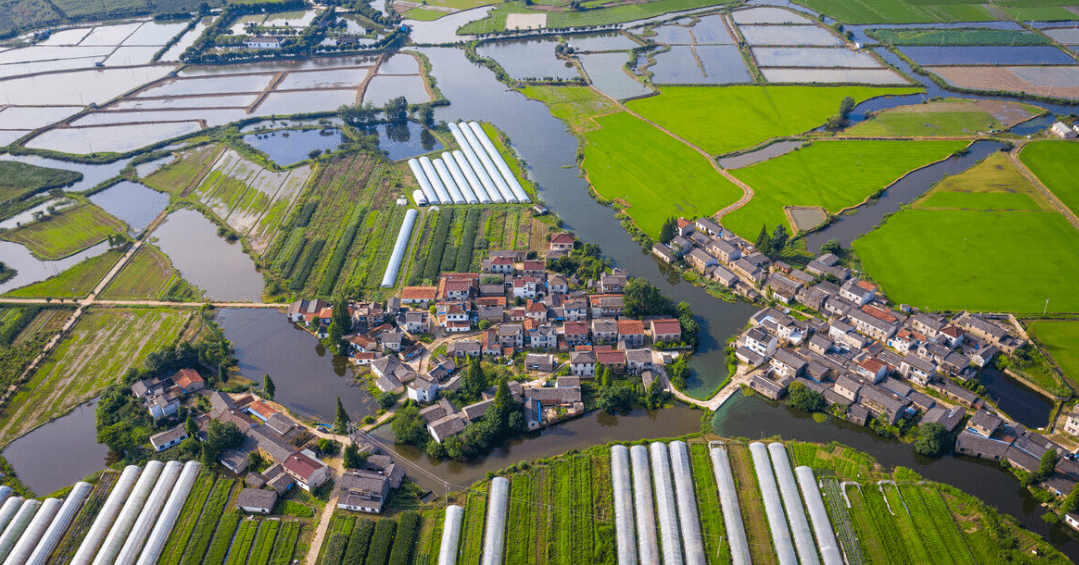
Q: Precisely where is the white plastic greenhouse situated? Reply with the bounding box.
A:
[649,442,683,565]
[24,481,93,565]
[795,466,843,565]
[408,159,437,204]
[0,489,12,512]
[669,441,705,565]
[412,189,429,206]
[628,445,659,565]
[708,445,751,565]
[610,445,637,565]
[432,158,465,204]
[750,442,798,565]
[0,498,24,537]
[0,500,42,562]
[451,151,490,204]
[441,152,477,204]
[769,443,819,565]
[112,460,182,565]
[90,460,164,565]
[70,466,141,565]
[380,208,419,288]
[437,505,464,565]
[134,461,201,565]
[448,123,502,203]
[458,123,514,203]
[481,477,509,565]
[467,122,529,203]
[3,497,61,565]
[418,157,450,205]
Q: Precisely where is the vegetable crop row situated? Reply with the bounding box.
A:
[343,519,375,565]
[248,519,281,565]
[422,208,456,282]
[202,512,242,565]
[364,519,397,565]
[223,520,259,565]
[268,522,302,565]
[179,479,236,565]
[388,511,420,565]
[159,473,216,565]
[273,230,306,276]
[289,239,325,291]
[455,208,481,273]
[318,207,365,295]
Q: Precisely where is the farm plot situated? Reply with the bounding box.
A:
[899,45,1077,66]
[0,307,192,445]
[727,443,779,565]
[725,139,965,238]
[789,0,995,24]
[0,202,126,260]
[753,47,884,67]
[733,6,815,24]
[738,24,843,46]
[845,99,1041,137]
[915,151,1049,211]
[761,68,908,84]
[100,243,203,301]
[158,472,219,565]
[582,111,743,238]
[2,249,122,299]
[625,85,921,155]
[0,160,82,203]
[143,145,224,197]
[1027,321,1079,387]
[871,28,1052,45]
[649,45,752,84]
[1020,140,1079,218]
[928,66,1079,100]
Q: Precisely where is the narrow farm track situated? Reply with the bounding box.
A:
[589,86,757,223]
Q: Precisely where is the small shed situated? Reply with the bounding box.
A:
[236,488,278,514]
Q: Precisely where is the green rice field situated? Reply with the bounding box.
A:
[459,0,736,34]
[100,244,202,301]
[855,208,1079,313]
[627,85,923,156]
[520,85,621,134]
[2,250,123,299]
[582,111,743,238]
[868,28,1052,45]
[844,100,1039,138]
[725,139,965,238]
[1019,140,1079,219]
[1027,320,1079,387]
[0,161,81,204]
[0,202,126,260]
[792,0,995,23]
[916,152,1049,211]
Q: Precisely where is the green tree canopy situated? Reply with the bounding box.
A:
[391,404,430,448]
[786,382,825,413]
[334,397,351,433]
[914,422,949,457]
[263,374,275,401]
[623,278,675,318]
[659,216,678,244]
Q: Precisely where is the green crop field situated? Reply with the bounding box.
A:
[918,190,1041,211]
[582,111,743,238]
[2,249,122,299]
[627,86,923,156]
[521,85,620,134]
[459,0,734,34]
[725,139,965,238]
[1,203,126,260]
[144,145,222,197]
[845,100,1039,137]
[159,473,217,565]
[791,0,994,23]
[0,308,192,446]
[855,208,1079,313]
[869,28,1051,45]
[1028,321,1079,387]
[1019,141,1079,219]
[100,244,202,301]
[916,151,1050,208]
[0,161,81,204]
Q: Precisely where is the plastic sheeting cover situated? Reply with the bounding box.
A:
[450,151,489,204]
[610,445,637,565]
[3,497,61,565]
[709,446,751,565]
[629,445,659,564]
[750,442,798,565]
[412,189,428,206]
[441,152,477,204]
[25,481,93,565]
[448,123,502,203]
[419,156,450,204]
[408,158,437,204]
[437,505,464,565]
[90,460,164,565]
[456,122,514,203]
[795,466,843,565]
[650,442,683,565]
[112,460,182,565]
[380,208,418,288]
[0,498,24,538]
[468,122,529,202]
[134,461,201,565]
[432,158,465,204]
[0,500,42,562]
[70,466,141,565]
[669,441,706,565]
[769,443,819,565]
[481,477,510,565]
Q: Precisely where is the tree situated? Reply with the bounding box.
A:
[599,365,611,388]
[658,216,678,244]
[786,382,825,413]
[419,105,434,128]
[334,397,350,433]
[820,238,842,256]
[463,359,487,399]
[185,416,198,439]
[623,278,674,318]
[770,225,789,255]
[383,96,408,123]
[377,391,397,410]
[328,298,350,350]
[597,384,638,414]
[263,374,275,401]
[914,422,949,457]
[391,404,430,447]
[491,379,513,430]
[343,443,370,469]
[839,96,856,118]
[1063,485,1079,514]
[754,224,771,252]
[1038,449,1060,481]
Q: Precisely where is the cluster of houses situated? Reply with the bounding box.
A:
[141,377,408,515]
[1051,120,1079,139]
[132,368,206,422]
[287,233,686,446]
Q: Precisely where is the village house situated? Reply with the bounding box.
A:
[525,353,555,372]
[771,349,807,378]
[617,319,646,348]
[283,451,330,492]
[562,297,588,322]
[599,269,628,294]
[625,349,654,374]
[570,350,596,377]
[969,409,1003,437]
[563,320,589,345]
[403,311,428,334]
[589,294,624,318]
[744,327,778,357]
[687,248,718,272]
[548,274,569,294]
[172,369,205,394]
[498,324,524,349]
[596,349,627,373]
[529,325,557,350]
[750,372,793,400]
[513,277,541,299]
[482,256,515,274]
[350,302,385,331]
[150,425,188,452]
[848,309,898,341]
[401,286,437,306]
[591,318,618,344]
[650,319,682,345]
[287,299,329,322]
[549,232,575,252]
[246,35,283,49]
[407,377,439,404]
[1051,121,1078,139]
[1062,405,1079,437]
[695,217,722,236]
[652,243,676,264]
[857,386,911,426]
[953,312,1023,353]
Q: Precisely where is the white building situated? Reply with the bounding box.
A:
[246,36,283,49]
[1051,121,1077,139]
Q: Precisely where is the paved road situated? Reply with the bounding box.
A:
[0,298,282,308]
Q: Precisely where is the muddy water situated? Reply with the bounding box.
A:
[1,398,108,496]
[150,209,263,301]
[216,309,377,424]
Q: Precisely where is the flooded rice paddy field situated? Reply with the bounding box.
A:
[578,52,654,99]
[245,122,444,165]
[731,5,814,24]
[754,46,884,67]
[564,32,640,52]
[0,106,81,130]
[476,39,580,80]
[636,14,735,45]
[150,209,264,301]
[739,24,843,45]
[1044,27,1079,45]
[718,140,803,169]
[762,68,908,84]
[900,45,1078,66]
[25,122,202,154]
[929,65,1079,100]
[87,181,169,233]
[651,44,752,84]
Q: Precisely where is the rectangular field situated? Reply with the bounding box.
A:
[2,249,123,299]
[626,85,922,156]
[0,307,192,445]
[725,139,965,238]
[1027,320,1079,388]
[1019,140,1079,219]
[0,202,126,260]
[845,100,1040,137]
[99,243,202,301]
[791,0,994,23]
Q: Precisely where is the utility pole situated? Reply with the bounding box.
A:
[1044,298,1049,316]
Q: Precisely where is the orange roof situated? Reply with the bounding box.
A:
[676,218,691,229]
[248,400,277,420]
[550,233,574,244]
[402,286,437,300]
[574,345,593,351]
[860,357,885,373]
[861,305,897,324]
[617,319,645,334]
[563,321,588,334]
[650,318,681,336]
[941,325,962,338]
[856,280,877,292]
[173,368,203,389]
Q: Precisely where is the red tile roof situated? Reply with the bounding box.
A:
[617,319,645,335]
[676,218,691,229]
[596,350,626,364]
[650,318,681,336]
[550,233,574,244]
[248,400,276,420]
[284,452,323,480]
[563,321,588,335]
[861,305,897,324]
[173,368,203,389]
[402,286,437,300]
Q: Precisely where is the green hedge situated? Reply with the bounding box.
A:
[343,519,375,565]
[387,512,420,565]
[364,520,397,565]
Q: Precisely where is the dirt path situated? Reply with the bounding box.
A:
[1008,147,1079,231]
[669,369,754,411]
